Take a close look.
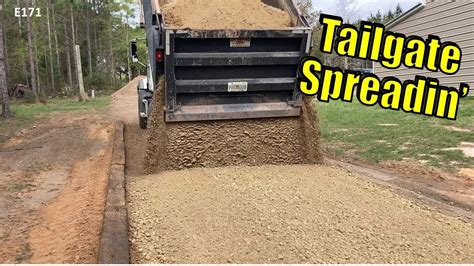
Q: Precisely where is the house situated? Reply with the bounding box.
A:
[374,0,474,96]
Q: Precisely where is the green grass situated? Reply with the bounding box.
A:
[0,97,110,144]
[317,97,474,171]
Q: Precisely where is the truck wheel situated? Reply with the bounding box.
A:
[138,92,148,129]
[139,116,148,129]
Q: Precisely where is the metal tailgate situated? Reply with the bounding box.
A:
[164,28,312,122]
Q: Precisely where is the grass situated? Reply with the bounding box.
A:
[317,97,474,171]
[0,97,110,144]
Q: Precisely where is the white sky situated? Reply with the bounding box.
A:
[312,0,421,21]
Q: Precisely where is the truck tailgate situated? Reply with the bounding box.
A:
[164,29,312,122]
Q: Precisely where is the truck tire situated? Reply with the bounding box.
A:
[138,91,148,129]
[139,116,148,129]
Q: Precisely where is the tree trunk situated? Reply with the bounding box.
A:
[51,3,61,81]
[70,5,77,91]
[108,9,115,86]
[17,0,28,86]
[93,0,98,66]
[107,3,115,87]
[46,0,55,93]
[64,20,73,90]
[126,17,131,81]
[86,3,93,77]
[26,0,38,97]
[17,0,22,35]
[3,9,9,78]
[70,6,76,46]
[1,9,11,118]
[34,31,40,95]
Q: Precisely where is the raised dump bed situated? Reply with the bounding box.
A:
[140,0,321,173]
[140,0,312,122]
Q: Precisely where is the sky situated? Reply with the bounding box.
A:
[312,0,421,21]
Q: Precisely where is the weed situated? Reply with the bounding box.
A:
[9,183,34,192]
[15,243,32,263]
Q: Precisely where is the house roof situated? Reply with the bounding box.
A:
[385,2,425,30]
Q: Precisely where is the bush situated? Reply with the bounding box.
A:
[85,73,115,91]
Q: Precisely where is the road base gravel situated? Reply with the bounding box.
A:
[128,164,474,263]
[162,0,292,29]
[144,80,322,173]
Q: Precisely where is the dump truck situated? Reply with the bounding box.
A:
[131,0,313,128]
[132,0,321,172]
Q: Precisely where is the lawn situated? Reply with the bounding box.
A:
[0,97,111,144]
[317,97,474,171]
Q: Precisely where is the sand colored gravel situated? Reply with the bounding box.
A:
[161,0,292,29]
[129,164,474,263]
[144,82,321,173]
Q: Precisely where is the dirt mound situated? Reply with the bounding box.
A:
[144,81,321,173]
[162,0,292,29]
[129,164,474,263]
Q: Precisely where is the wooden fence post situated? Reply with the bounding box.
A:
[74,45,87,101]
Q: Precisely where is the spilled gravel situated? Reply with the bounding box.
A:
[129,164,474,263]
[144,82,321,173]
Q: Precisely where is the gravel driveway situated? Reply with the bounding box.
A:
[128,164,474,263]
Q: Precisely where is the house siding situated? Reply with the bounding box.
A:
[374,0,474,96]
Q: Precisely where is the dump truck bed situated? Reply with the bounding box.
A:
[142,0,321,172]
[143,0,312,122]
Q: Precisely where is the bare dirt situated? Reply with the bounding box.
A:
[0,112,113,263]
[128,164,474,263]
[380,160,474,210]
[111,76,148,177]
[442,142,474,158]
[324,153,474,215]
[162,0,292,29]
[144,82,321,173]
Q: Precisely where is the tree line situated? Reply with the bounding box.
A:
[1,0,146,118]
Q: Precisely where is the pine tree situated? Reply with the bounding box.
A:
[1,0,11,118]
[384,10,395,23]
[395,4,403,17]
[297,0,319,26]
[26,0,38,98]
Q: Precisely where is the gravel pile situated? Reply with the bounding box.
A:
[162,0,292,29]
